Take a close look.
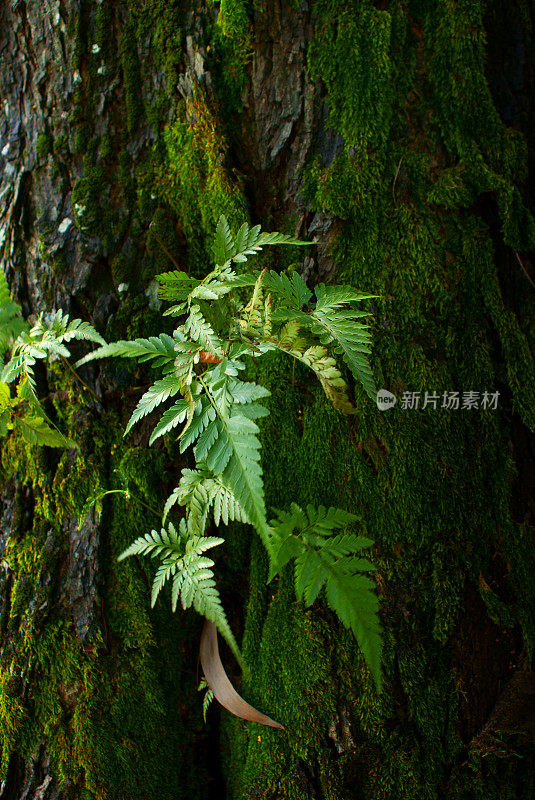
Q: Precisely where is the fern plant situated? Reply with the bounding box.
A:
[78,217,383,689]
[0,272,105,448]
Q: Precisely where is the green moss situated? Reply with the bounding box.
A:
[119,24,144,135]
[162,84,248,271]
[308,2,396,152]
[128,0,183,90]
[36,132,52,161]
[212,0,252,106]
[73,122,91,155]
[99,132,112,160]
[52,133,69,159]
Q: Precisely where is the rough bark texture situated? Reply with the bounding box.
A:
[1,0,535,798]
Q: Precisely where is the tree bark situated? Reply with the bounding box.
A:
[1,1,535,799]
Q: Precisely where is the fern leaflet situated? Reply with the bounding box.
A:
[76,334,177,369]
[118,522,239,659]
[212,216,310,269]
[270,504,382,689]
[125,374,181,434]
[196,365,271,545]
[149,399,190,445]
[263,270,312,309]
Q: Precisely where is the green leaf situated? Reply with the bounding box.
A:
[0,382,11,410]
[76,335,177,368]
[118,522,185,562]
[0,409,10,437]
[125,374,181,434]
[156,271,201,301]
[198,369,272,546]
[213,215,235,266]
[118,522,239,660]
[0,271,28,354]
[185,306,223,355]
[149,399,190,445]
[16,416,77,449]
[212,215,311,270]
[269,504,382,689]
[240,269,265,331]
[325,571,382,690]
[263,271,312,309]
[299,345,357,414]
[314,284,379,312]
[310,310,376,400]
[179,397,216,452]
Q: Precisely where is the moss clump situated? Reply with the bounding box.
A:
[162,82,248,272]
[52,133,69,159]
[118,23,144,135]
[211,0,252,108]
[36,132,53,161]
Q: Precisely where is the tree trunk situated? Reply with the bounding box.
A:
[1,1,535,799]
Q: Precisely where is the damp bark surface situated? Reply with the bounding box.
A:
[1,1,535,798]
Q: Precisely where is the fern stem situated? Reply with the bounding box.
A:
[105,488,165,520]
[60,355,100,402]
[149,221,183,272]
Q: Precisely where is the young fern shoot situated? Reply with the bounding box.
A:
[79,216,383,690]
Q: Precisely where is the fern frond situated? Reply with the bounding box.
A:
[174,469,212,535]
[185,305,223,356]
[1,310,104,417]
[228,378,270,405]
[276,320,307,351]
[196,367,271,545]
[324,571,381,688]
[125,374,181,434]
[171,542,239,660]
[173,340,203,391]
[175,467,250,527]
[309,310,376,400]
[163,487,181,524]
[198,678,214,722]
[179,396,216,452]
[269,504,381,689]
[208,474,250,526]
[156,270,201,301]
[39,311,105,346]
[16,415,77,449]
[149,399,190,445]
[298,345,355,413]
[263,331,356,414]
[117,522,184,562]
[263,294,272,337]
[212,215,311,270]
[120,520,239,659]
[240,269,266,332]
[29,311,105,353]
[0,272,28,353]
[213,215,235,266]
[314,284,378,312]
[76,334,176,369]
[263,271,312,309]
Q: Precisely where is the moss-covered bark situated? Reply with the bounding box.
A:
[0,0,534,798]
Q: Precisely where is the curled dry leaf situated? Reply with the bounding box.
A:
[199,620,284,730]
